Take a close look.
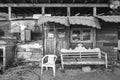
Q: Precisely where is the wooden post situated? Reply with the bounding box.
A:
[105,53,108,68]
[8,6,11,20]
[43,23,46,55]
[67,7,70,49]
[93,29,96,48]
[93,7,97,16]
[93,7,97,48]
[54,25,56,55]
[42,6,45,55]
[67,7,71,16]
[42,6,45,16]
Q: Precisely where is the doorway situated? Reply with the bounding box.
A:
[44,23,68,55]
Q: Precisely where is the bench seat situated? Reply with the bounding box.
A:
[63,58,106,65]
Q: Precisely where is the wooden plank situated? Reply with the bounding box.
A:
[67,7,70,16]
[53,24,56,55]
[93,7,97,16]
[42,6,45,15]
[0,3,108,7]
[93,29,96,48]
[44,24,47,55]
[8,6,11,20]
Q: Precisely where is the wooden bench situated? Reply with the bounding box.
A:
[60,50,108,69]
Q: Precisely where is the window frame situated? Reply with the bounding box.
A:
[71,28,94,43]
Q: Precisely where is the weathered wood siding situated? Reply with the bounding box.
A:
[56,26,69,55]
[44,22,119,65]
[68,23,119,65]
[70,43,93,49]
[46,39,56,54]
[0,21,11,36]
[45,23,69,56]
[96,22,118,65]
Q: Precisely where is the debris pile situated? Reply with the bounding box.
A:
[0,66,41,80]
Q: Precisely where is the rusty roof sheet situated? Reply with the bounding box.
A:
[69,16,101,29]
[96,16,120,23]
[38,16,101,29]
[38,16,70,26]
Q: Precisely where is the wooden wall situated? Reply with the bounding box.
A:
[0,20,11,37]
[69,43,93,49]
[68,23,119,65]
[96,22,119,65]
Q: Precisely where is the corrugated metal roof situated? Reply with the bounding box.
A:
[96,16,120,23]
[37,16,101,29]
[38,16,70,26]
[69,16,101,29]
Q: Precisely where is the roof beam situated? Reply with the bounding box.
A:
[0,3,109,7]
[27,8,39,14]
[17,8,32,14]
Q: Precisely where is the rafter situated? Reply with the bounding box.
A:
[17,8,32,14]
[29,8,40,14]
[12,8,25,14]
[35,8,41,13]
[25,8,36,14]
[0,8,8,13]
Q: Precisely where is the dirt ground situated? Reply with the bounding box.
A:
[41,67,120,80]
[1,65,120,80]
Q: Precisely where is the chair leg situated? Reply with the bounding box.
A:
[61,64,64,70]
[41,66,43,75]
[53,66,55,77]
[46,67,48,71]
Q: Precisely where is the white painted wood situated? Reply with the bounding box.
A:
[60,51,108,69]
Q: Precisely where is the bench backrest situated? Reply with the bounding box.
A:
[61,51,101,59]
[80,52,101,58]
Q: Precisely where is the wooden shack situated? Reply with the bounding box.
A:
[96,16,120,63]
[0,17,16,71]
[37,15,120,64]
[10,19,43,65]
[0,0,119,65]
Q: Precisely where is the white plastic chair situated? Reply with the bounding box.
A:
[40,54,57,76]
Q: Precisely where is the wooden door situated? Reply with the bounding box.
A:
[45,24,56,54]
[56,27,68,55]
[44,23,69,55]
